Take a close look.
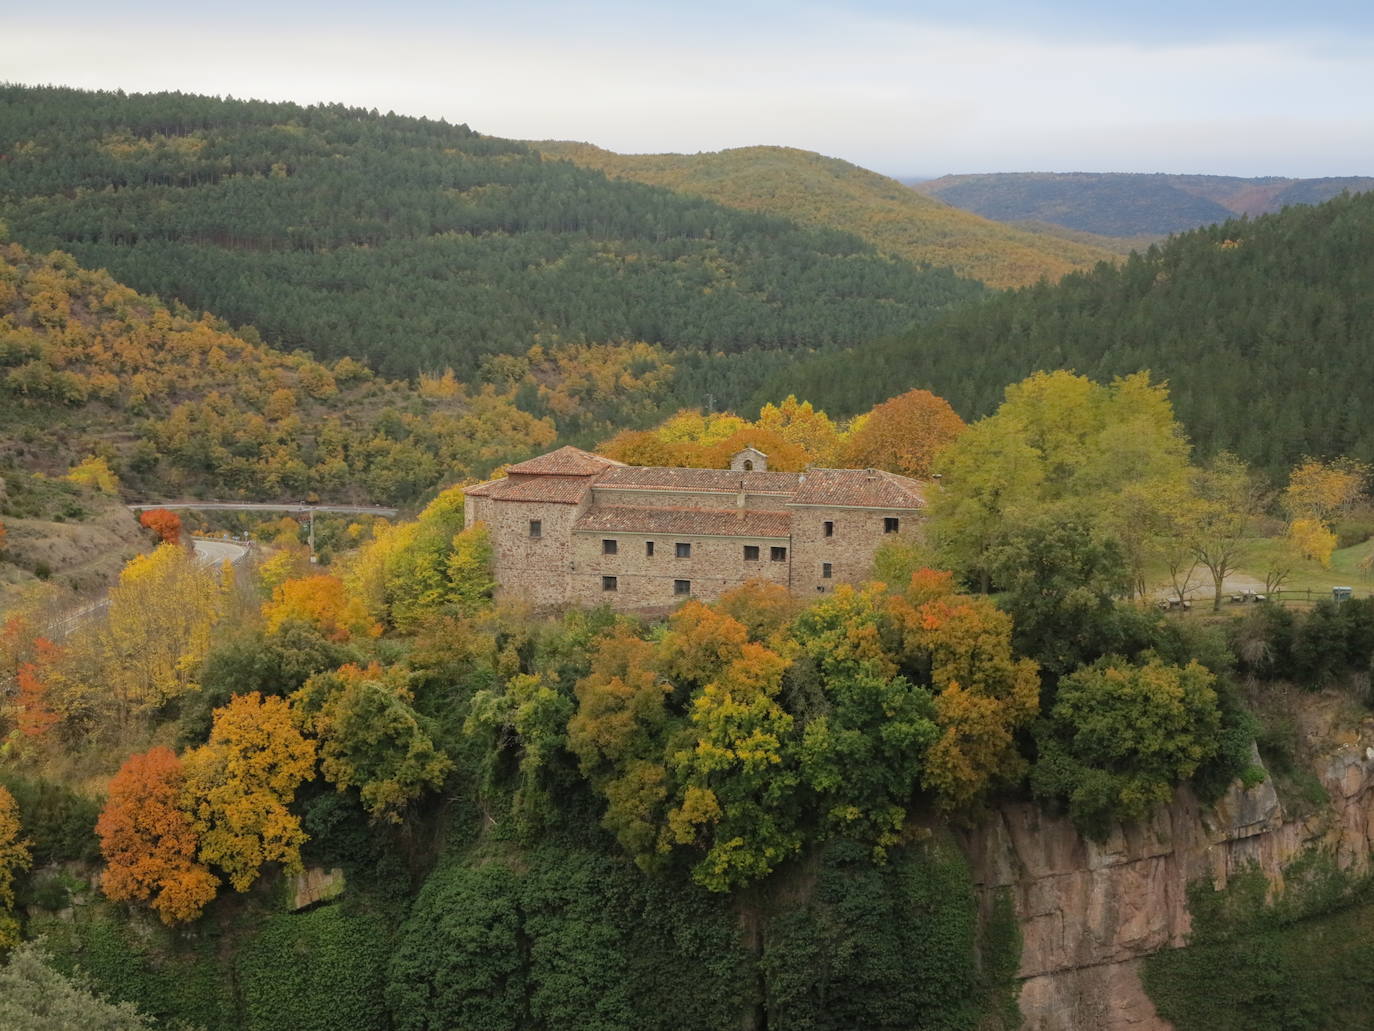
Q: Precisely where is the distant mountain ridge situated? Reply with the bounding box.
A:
[914,172,1374,237]
[534,142,1117,289]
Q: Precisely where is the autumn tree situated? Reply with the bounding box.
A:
[0,785,32,948]
[930,371,1192,597]
[182,692,316,892]
[839,388,966,477]
[665,642,801,890]
[888,572,1040,812]
[65,455,119,494]
[1283,458,1368,523]
[14,637,62,739]
[138,508,183,545]
[446,523,495,616]
[567,628,675,866]
[293,664,451,822]
[96,747,218,924]
[100,544,222,725]
[756,395,841,464]
[262,574,378,642]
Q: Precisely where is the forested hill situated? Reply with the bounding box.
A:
[774,190,1374,478]
[916,171,1374,237]
[0,85,983,383]
[534,141,1116,289]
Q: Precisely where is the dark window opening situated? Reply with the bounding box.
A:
[824,520,834,537]
[529,520,542,538]
[603,539,618,555]
[771,546,787,562]
[674,579,691,596]
[822,562,833,579]
[602,576,618,592]
[675,542,691,558]
[744,545,760,561]
[645,541,655,557]
[884,517,900,534]
[743,459,754,471]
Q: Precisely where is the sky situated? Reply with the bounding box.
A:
[8,0,1373,178]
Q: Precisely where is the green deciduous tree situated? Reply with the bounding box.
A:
[1032,657,1223,839]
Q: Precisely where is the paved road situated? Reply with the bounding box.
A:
[43,537,249,639]
[127,501,398,517]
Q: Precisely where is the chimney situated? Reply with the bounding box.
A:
[737,478,746,515]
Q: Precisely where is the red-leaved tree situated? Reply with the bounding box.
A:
[139,508,183,545]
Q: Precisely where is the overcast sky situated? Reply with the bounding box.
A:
[8,0,1373,178]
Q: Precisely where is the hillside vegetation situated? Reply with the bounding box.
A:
[916,171,1374,237]
[537,141,1116,289]
[0,86,982,385]
[775,191,1374,478]
[0,238,555,505]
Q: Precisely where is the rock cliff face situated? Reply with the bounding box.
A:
[966,704,1374,1030]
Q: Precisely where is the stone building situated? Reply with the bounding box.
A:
[464,445,926,611]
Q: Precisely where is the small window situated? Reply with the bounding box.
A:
[771,546,787,562]
[645,540,655,557]
[529,520,542,539]
[675,542,691,558]
[824,520,834,538]
[822,562,833,579]
[743,459,754,471]
[674,579,691,596]
[602,576,618,592]
[603,539,618,555]
[744,545,760,561]
[884,517,900,534]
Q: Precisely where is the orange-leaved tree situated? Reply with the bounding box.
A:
[888,569,1041,812]
[139,508,183,545]
[14,638,62,739]
[261,575,378,642]
[182,693,317,892]
[839,388,966,478]
[96,746,218,924]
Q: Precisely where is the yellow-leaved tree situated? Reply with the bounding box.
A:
[182,693,316,892]
[101,544,223,727]
[64,455,119,495]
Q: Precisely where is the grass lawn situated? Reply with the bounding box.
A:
[1238,536,1374,596]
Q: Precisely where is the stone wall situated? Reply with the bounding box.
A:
[480,496,590,608]
[569,528,791,609]
[790,504,918,597]
[965,701,1374,1030]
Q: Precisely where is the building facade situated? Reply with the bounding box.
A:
[464,445,926,611]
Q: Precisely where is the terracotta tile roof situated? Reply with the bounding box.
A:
[505,446,624,477]
[789,468,926,509]
[466,475,592,504]
[596,466,802,494]
[575,505,792,538]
